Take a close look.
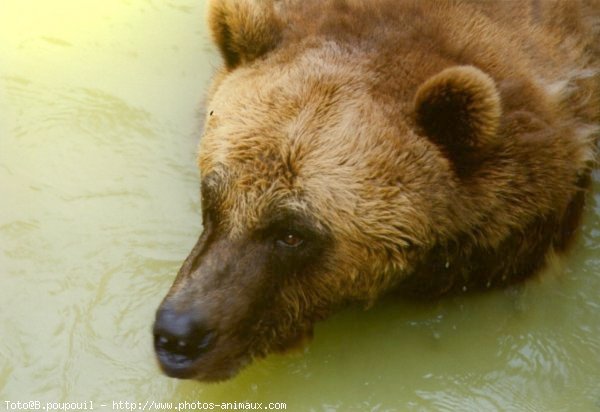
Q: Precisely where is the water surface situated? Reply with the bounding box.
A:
[1,1,599,411]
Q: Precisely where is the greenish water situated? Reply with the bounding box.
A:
[1,1,599,411]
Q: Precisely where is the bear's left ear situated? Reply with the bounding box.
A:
[414,66,502,158]
[208,0,282,70]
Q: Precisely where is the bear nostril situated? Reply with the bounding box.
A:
[153,307,216,366]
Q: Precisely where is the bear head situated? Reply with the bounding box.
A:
[153,0,595,381]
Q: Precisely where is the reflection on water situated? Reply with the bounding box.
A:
[1,1,599,410]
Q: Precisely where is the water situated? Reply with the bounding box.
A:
[1,1,599,411]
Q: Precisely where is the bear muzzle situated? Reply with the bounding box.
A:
[153,225,279,381]
[153,304,216,379]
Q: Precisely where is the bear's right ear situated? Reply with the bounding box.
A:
[414,66,502,162]
[208,0,282,70]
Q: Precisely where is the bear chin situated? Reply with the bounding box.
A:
[157,349,251,382]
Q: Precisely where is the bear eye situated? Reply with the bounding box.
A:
[277,233,304,248]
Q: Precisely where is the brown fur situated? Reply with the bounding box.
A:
[155,0,600,381]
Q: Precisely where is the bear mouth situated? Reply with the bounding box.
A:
[154,326,314,381]
[157,355,248,382]
[155,352,201,379]
[154,333,250,382]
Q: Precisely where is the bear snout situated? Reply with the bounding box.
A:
[153,305,215,378]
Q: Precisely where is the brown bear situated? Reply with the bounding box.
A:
[153,0,600,381]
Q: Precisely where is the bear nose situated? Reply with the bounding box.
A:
[153,306,215,371]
